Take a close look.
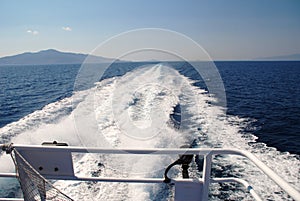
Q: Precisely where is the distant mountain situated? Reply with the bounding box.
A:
[255,53,300,61]
[0,49,117,65]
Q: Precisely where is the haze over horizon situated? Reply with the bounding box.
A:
[1,0,299,60]
[1,49,300,63]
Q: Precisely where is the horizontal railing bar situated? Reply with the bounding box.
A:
[5,144,244,155]
[0,173,17,178]
[0,174,263,200]
[0,176,262,200]
[0,199,24,201]
[0,172,194,184]
[0,172,295,201]
[47,175,166,183]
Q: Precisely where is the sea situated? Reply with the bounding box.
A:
[0,61,299,200]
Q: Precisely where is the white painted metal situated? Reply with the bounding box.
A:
[202,152,212,201]
[174,179,203,201]
[1,144,300,201]
[16,148,74,177]
[0,173,17,178]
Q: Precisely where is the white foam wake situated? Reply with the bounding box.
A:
[54,64,202,200]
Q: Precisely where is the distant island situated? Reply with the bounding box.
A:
[1,49,299,65]
[254,53,300,61]
[0,49,118,65]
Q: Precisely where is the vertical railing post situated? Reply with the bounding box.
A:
[202,152,212,201]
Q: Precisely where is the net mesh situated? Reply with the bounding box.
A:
[11,149,74,201]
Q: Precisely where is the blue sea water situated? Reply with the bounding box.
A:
[1,61,299,155]
[0,61,299,200]
[217,61,300,156]
[0,64,79,127]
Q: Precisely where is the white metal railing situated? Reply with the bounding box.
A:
[0,144,300,201]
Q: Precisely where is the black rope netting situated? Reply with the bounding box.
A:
[10,149,74,201]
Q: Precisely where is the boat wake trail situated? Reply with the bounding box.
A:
[57,64,204,200]
[0,63,299,200]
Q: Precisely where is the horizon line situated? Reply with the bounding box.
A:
[1,49,300,62]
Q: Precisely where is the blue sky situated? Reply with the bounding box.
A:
[1,0,299,60]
